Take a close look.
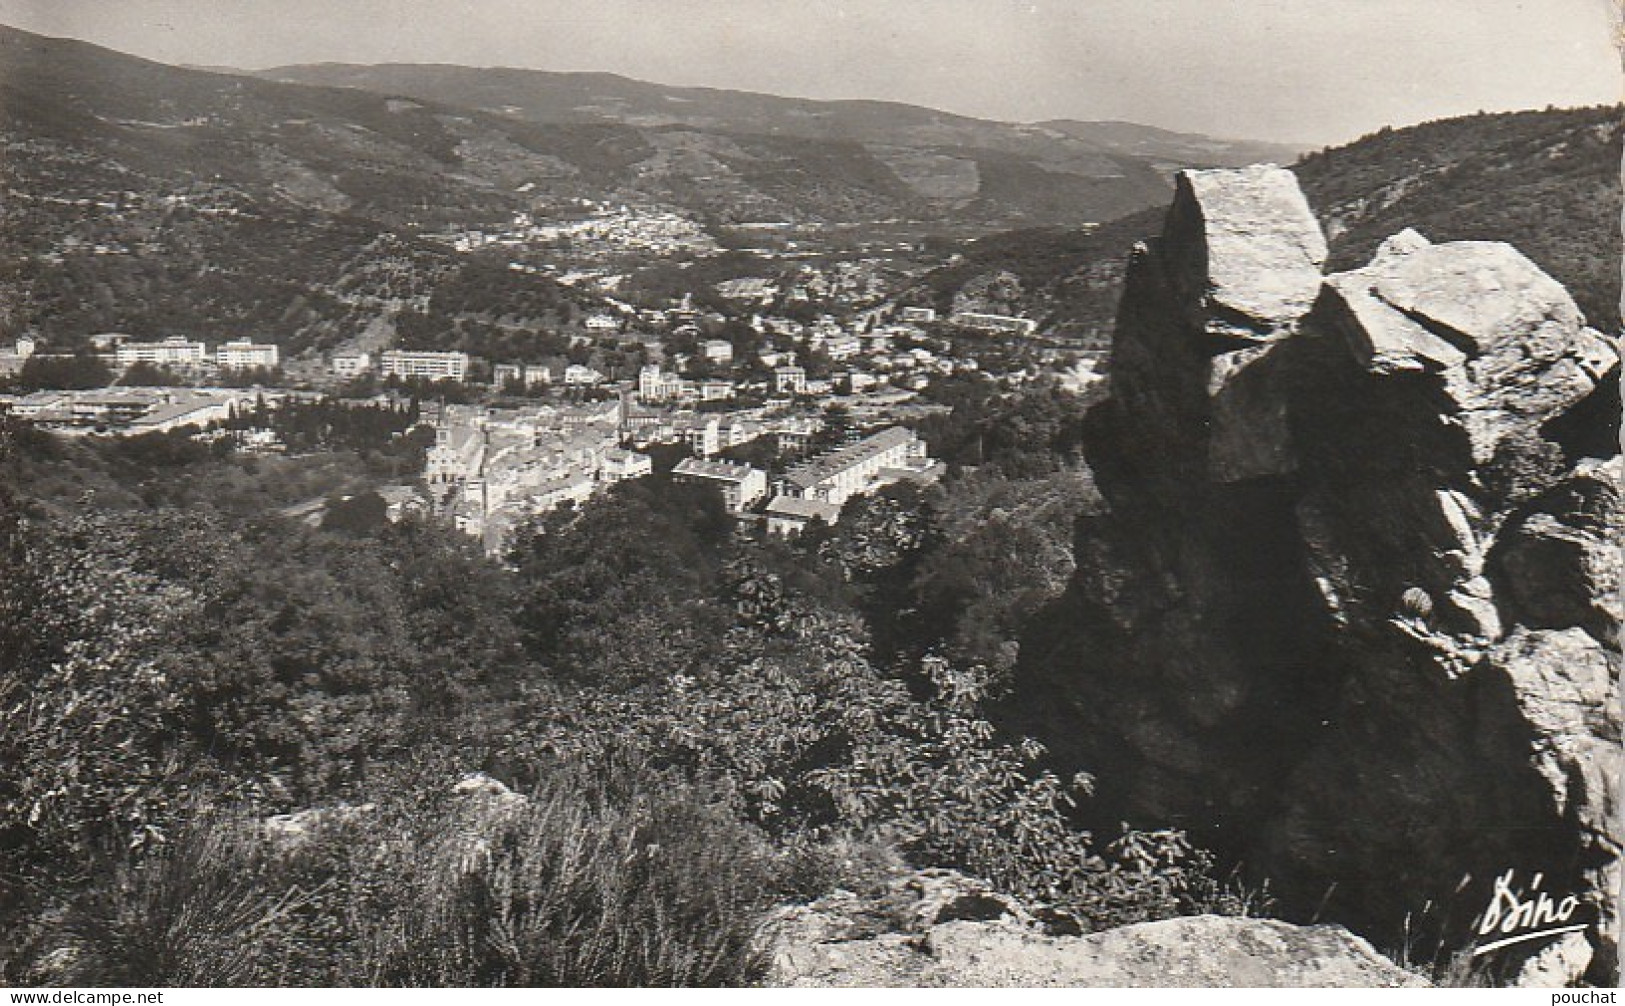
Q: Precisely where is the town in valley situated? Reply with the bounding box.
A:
[0,201,1101,551]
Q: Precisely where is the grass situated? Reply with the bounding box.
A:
[44,764,781,987]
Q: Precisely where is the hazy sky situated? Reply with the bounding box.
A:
[1,0,1619,144]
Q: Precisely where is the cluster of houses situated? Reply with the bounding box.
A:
[300,297,1007,403]
[947,311,1039,337]
[426,399,642,550]
[438,204,718,258]
[319,317,977,404]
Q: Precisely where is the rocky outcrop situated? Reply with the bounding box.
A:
[770,869,1421,987]
[1016,166,1621,986]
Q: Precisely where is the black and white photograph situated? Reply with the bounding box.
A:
[0,0,1619,991]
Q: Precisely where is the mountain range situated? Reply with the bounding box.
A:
[0,22,1614,355]
[259,60,1302,220]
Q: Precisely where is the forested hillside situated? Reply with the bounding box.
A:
[911,106,1624,341]
[0,374,1257,986]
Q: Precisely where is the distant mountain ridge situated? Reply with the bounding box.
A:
[253,61,1304,227]
[0,22,1317,354]
[0,22,1304,239]
[258,61,1304,173]
[5,24,1607,362]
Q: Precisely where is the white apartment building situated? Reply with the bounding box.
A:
[900,306,937,324]
[672,458,768,513]
[332,352,372,378]
[380,350,470,383]
[677,415,722,457]
[774,365,807,395]
[701,339,735,365]
[216,339,280,370]
[948,312,1038,336]
[116,336,208,367]
[825,334,862,360]
[598,448,653,483]
[638,365,690,402]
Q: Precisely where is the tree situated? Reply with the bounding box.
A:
[8,353,111,391]
[121,361,189,387]
[807,403,853,454]
[321,491,388,535]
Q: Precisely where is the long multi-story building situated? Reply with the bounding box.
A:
[216,339,280,370]
[116,336,208,367]
[672,458,768,513]
[380,349,470,383]
[948,312,1038,336]
[767,426,939,530]
[127,394,241,433]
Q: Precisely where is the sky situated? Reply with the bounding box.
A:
[0,0,1619,145]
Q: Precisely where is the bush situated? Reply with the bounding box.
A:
[58,821,307,987]
[46,765,778,987]
[1480,428,1567,508]
[506,564,1235,932]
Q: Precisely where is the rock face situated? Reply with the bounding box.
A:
[1015,166,1621,986]
[770,869,1421,987]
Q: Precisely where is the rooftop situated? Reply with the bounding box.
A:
[765,495,843,523]
[782,426,918,488]
[674,458,761,481]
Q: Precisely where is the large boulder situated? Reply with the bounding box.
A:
[918,916,1423,988]
[1312,229,1617,461]
[768,869,1420,987]
[1162,165,1329,341]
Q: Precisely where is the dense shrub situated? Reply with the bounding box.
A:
[1,405,1247,986]
[47,765,777,987]
[503,563,1231,930]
